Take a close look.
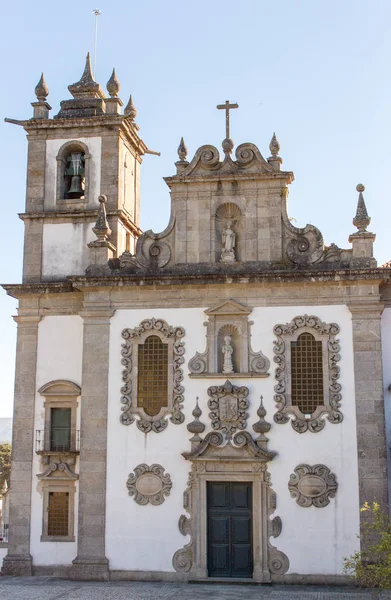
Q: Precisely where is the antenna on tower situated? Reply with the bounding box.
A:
[92,9,101,78]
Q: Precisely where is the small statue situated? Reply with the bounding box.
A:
[222,335,234,374]
[220,220,236,263]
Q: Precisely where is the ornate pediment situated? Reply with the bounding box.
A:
[171,143,275,179]
[182,431,276,462]
[204,299,251,316]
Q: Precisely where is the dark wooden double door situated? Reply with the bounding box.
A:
[207,482,253,578]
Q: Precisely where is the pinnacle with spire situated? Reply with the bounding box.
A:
[124,94,137,120]
[92,195,112,242]
[353,184,371,233]
[67,53,105,100]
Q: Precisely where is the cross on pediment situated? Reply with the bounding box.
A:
[217,100,239,140]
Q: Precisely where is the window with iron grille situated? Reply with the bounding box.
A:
[291,333,324,415]
[273,315,341,433]
[48,492,69,537]
[137,335,168,417]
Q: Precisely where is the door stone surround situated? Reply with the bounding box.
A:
[172,432,288,582]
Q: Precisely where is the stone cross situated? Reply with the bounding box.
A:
[217,100,239,139]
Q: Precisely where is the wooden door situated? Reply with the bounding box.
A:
[207,481,253,578]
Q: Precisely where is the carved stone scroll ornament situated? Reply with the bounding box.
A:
[126,464,172,506]
[37,461,78,480]
[120,318,185,433]
[207,380,249,440]
[273,315,342,433]
[288,464,338,508]
[267,487,290,575]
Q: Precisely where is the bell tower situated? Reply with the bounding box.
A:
[6,53,153,282]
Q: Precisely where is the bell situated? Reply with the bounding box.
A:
[67,175,84,199]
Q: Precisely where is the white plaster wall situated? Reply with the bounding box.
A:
[381,308,391,511]
[107,304,359,575]
[44,137,102,209]
[31,316,83,566]
[42,222,96,279]
[0,548,7,563]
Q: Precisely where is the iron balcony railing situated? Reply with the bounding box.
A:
[35,429,80,453]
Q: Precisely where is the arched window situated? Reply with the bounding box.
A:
[273,315,342,433]
[291,333,324,415]
[137,335,168,416]
[56,141,90,203]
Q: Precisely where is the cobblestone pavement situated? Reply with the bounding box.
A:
[0,578,391,600]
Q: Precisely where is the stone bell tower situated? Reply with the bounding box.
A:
[6,53,155,282]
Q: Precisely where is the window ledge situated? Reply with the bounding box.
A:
[40,535,75,543]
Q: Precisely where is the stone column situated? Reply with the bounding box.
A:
[2,314,41,576]
[71,305,114,581]
[349,303,388,533]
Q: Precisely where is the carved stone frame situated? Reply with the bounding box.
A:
[126,463,172,506]
[288,464,338,508]
[40,477,77,543]
[120,318,185,433]
[37,380,80,462]
[189,299,270,378]
[273,315,341,433]
[172,433,288,582]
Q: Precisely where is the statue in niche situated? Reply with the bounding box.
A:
[220,220,236,263]
[222,335,234,374]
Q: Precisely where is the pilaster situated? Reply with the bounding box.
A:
[70,302,114,581]
[349,302,388,532]
[2,314,41,576]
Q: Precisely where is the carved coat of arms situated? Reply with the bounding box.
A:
[207,380,249,439]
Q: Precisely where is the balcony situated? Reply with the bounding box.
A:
[35,428,80,455]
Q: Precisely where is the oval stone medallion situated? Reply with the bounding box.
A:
[135,473,163,496]
[298,475,327,498]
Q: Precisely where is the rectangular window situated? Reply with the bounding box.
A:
[48,492,69,537]
[50,407,71,451]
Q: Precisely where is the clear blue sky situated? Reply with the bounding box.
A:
[0,0,390,418]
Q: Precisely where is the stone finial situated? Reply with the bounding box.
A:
[269,132,280,157]
[124,94,137,120]
[35,73,49,101]
[92,195,112,242]
[175,137,189,173]
[177,137,188,161]
[222,137,234,155]
[31,72,52,118]
[107,68,120,98]
[187,398,205,445]
[353,184,371,233]
[252,396,271,449]
[268,132,282,171]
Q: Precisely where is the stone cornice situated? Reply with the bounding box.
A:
[164,170,293,187]
[19,209,142,237]
[2,268,390,300]
[5,115,149,157]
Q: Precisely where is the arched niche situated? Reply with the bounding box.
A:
[55,140,91,204]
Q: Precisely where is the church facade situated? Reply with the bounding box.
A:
[2,54,391,583]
